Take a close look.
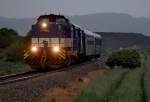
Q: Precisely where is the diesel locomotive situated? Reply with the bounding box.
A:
[24,14,102,69]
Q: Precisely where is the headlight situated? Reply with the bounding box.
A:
[31,46,38,52]
[53,46,60,53]
[41,22,47,28]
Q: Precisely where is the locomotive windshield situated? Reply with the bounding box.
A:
[32,15,71,38]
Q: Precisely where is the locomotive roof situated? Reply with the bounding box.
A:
[84,29,102,38]
[73,24,102,38]
[37,14,69,22]
[37,14,101,38]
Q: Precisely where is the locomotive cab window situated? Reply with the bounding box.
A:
[87,40,94,45]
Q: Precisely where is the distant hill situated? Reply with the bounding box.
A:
[69,13,150,36]
[96,32,150,49]
[0,17,35,36]
[0,13,150,36]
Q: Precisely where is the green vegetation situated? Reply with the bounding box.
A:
[4,39,25,62]
[106,49,141,68]
[76,68,129,102]
[76,49,150,102]
[107,68,144,102]
[143,50,150,102]
[0,61,30,76]
[0,28,20,48]
[0,28,30,75]
[0,28,25,61]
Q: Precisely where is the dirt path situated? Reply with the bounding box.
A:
[37,68,106,102]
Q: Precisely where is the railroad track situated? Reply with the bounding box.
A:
[0,71,43,85]
[0,68,68,86]
[0,58,103,86]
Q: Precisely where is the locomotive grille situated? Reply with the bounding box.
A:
[31,38,72,47]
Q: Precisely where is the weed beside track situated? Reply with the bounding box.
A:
[76,68,129,102]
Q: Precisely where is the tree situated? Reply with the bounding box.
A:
[0,28,19,48]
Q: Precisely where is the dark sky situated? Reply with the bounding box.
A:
[0,0,149,18]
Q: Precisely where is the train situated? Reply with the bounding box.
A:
[24,14,102,70]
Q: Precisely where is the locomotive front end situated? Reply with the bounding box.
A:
[24,15,73,69]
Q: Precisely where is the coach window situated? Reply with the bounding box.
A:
[99,39,102,46]
[78,29,81,37]
[71,26,74,37]
[87,37,94,45]
[80,30,83,41]
[58,24,62,32]
[88,41,94,45]
[75,28,78,38]
[95,39,100,45]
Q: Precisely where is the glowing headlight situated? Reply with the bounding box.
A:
[31,46,38,52]
[53,46,60,53]
[41,22,47,28]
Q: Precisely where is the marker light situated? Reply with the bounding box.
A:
[53,46,60,53]
[31,46,38,52]
[41,22,47,28]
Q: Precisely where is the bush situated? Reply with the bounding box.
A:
[0,28,29,62]
[4,38,26,62]
[0,28,19,48]
[24,31,32,48]
[106,49,141,69]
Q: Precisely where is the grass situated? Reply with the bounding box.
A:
[76,50,150,102]
[0,50,4,59]
[107,68,144,102]
[76,68,129,102]
[0,60,30,76]
[143,50,150,102]
[0,48,30,76]
[144,66,150,102]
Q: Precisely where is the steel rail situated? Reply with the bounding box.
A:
[0,58,102,85]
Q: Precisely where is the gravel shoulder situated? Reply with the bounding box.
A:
[37,66,106,102]
[0,60,106,102]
